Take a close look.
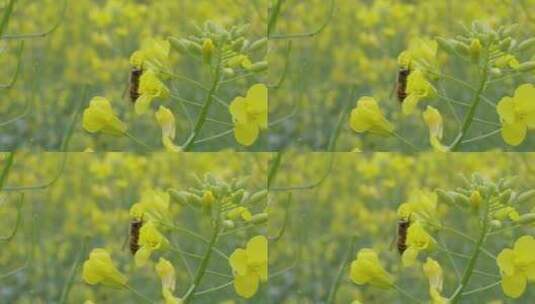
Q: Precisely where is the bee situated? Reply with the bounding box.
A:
[396,68,410,103]
[128,218,143,255]
[396,217,411,255]
[127,67,143,103]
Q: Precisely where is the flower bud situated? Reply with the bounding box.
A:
[517,37,535,52]
[436,189,455,205]
[251,213,268,224]
[246,190,268,205]
[469,39,482,61]
[499,189,512,204]
[490,220,502,229]
[517,213,535,225]
[246,38,268,53]
[247,61,268,73]
[435,37,457,55]
[516,190,535,204]
[168,190,189,206]
[470,191,482,209]
[222,220,235,229]
[202,39,215,63]
[517,61,535,73]
[168,37,189,54]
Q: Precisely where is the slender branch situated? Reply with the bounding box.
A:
[0,41,24,89]
[194,280,233,296]
[269,0,335,40]
[58,237,88,304]
[393,284,424,303]
[182,59,223,151]
[0,194,23,242]
[0,0,16,37]
[461,280,500,296]
[1,0,68,40]
[326,236,357,304]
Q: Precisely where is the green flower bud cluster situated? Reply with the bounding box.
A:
[168,174,267,227]
[436,21,535,73]
[168,21,267,74]
[436,173,535,228]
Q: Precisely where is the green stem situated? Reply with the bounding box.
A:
[194,280,233,296]
[125,284,154,303]
[125,132,153,151]
[326,236,357,304]
[267,0,284,37]
[182,222,222,303]
[461,280,500,296]
[182,62,222,151]
[449,205,490,303]
[267,151,283,190]
[0,151,15,191]
[449,60,490,151]
[391,131,419,151]
[393,284,423,303]
[0,0,16,37]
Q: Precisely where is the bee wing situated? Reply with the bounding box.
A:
[389,223,398,251]
[389,72,398,100]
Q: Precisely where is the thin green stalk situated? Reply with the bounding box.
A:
[449,59,490,151]
[0,41,24,89]
[326,236,357,304]
[461,280,500,296]
[58,237,88,304]
[0,0,16,37]
[391,131,419,151]
[194,280,233,296]
[125,284,154,303]
[0,194,23,242]
[125,132,153,151]
[1,0,68,40]
[267,151,283,190]
[449,205,490,303]
[182,222,222,303]
[393,283,423,303]
[270,0,335,40]
[0,151,15,190]
[182,61,222,151]
[267,0,284,36]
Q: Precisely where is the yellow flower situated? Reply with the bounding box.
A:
[135,221,169,267]
[349,97,394,136]
[155,258,183,304]
[82,248,127,288]
[136,70,170,115]
[227,207,253,222]
[423,106,448,151]
[82,97,127,136]
[130,189,173,227]
[497,235,535,298]
[403,70,435,115]
[423,258,448,304]
[402,221,432,267]
[495,54,520,70]
[399,38,439,71]
[155,106,181,152]
[350,248,393,289]
[497,84,535,146]
[229,235,268,298]
[229,84,268,146]
[130,38,170,71]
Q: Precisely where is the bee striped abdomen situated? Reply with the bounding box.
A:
[396,68,410,103]
[129,219,143,255]
[129,68,143,103]
[397,219,410,255]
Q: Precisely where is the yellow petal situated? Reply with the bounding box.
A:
[402,94,420,115]
[513,235,535,265]
[401,247,419,267]
[229,96,248,123]
[135,94,154,115]
[246,235,268,265]
[497,96,516,124]
[229,248,248,276]
[501,122,527,146]
[501,273,527,298]
[234,122,259,146]
[497,248,516,276]
[134,246,153,267]
[234,272,259,298]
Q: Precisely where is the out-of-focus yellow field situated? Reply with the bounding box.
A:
[269,152,535,303]
[0,152,268,303]
[1,0,267,151]
[268,0,535,152]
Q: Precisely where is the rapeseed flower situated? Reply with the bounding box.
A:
[229,84,268,146]
[497,235,535,298]
[135,221,169,267]
[349,97,393,135]
[155,106,181,152]
[350,248,393,288]
[423,106,448,151]
[82,248,127,288]
[136,70,170,115]
[497,84,535,146]
[229,235,268,298]
[82,97,127,136]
